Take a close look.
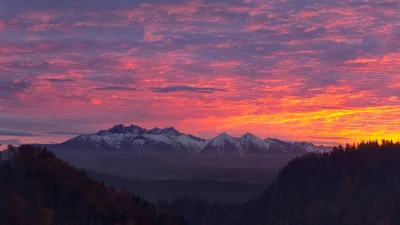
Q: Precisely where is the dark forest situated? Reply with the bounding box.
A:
[2,140,400,225]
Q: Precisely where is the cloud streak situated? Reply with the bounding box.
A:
[46,131,84,135]
[152,85,228,93]
[0,129,35,137]
[93,86,138,91]
[43,78,74,83]
[0,139,21,145]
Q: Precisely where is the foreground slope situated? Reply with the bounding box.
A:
[255,140,400,225]
[86,170,267,204]
[0,145,185,225]
[161,140,400,225]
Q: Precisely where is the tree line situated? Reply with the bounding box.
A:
[160,140,400,225]
[0,145,186,225]
[2,140,400,225]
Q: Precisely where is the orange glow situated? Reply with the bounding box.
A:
[91,99,103,105]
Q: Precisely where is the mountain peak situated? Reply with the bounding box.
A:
[112,124,125,129]
[238,133,265,152]
[202,132,244,154]
[242,132,256,138]
[218,132,230,137]
[293,141,316,147]
[148,126,182,137]
[240,133,261,141]
[164,126,179,132]
[106,124,146,135]
[293,141,332,152]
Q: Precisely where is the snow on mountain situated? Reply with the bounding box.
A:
[264,138,307,153]
[238,133,269,153]
[63,125,205,153]
[144,134,175,145]
[293,142,333,153]
[175,135,204,153]
[132,138,145,146]
[148,127,182,137]
[97,124,146,136]
[264,138,286,152]
[59,124,328,155]
[201,132,245,155]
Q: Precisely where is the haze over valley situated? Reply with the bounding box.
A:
[34,124,331,203]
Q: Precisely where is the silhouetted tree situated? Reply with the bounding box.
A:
[161,140,400,225]
[0,145,185,225]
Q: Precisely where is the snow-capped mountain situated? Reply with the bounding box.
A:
[264,138,309,153]
[148,127,182,137]
[238,133,269,153]
[202,132,245,155]
[96,124,146,136]
[293,142,332,153]
[57,124,330,155]
[63,124,204,154]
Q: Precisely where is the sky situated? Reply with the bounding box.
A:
[0,0,399,145]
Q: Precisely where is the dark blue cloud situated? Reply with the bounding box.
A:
[152,85,227,93]
[0,80,31,98]
[46,131,83,135]
[291,26,326,39]
[0,129,35,136]
[0,139,21,145]
[93,86,138,91]
[5,0,141,15]
[86,74,137,85]
[44,78,73,83]
[310,136,352,140]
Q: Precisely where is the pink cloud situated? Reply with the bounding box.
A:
[209,61,241,68]
[143,25,164,42]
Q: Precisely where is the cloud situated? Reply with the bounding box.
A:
[310,136,352,140]
[93,86,138,91]
[289,26,326,39]
[143,25,164,42]
[43,78,74,83]
[152,85,228,93]
[0,129,35,137]
[46,131,83,135]
[0,80,32,98]
[0,139,21,145]
[310,141,342,146]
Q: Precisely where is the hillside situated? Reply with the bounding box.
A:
[86,170,267,204]
[0,145,185,225]
[161,140,400,225]
[3,141,399,225]
[255,140,400,225]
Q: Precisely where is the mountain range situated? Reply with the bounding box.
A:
[58,124,332,156]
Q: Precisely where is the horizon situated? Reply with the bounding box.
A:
[1,123,340,146]
[1,0,399,146]
[2,123,399,147]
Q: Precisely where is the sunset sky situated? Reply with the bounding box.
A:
[0,0,399,145]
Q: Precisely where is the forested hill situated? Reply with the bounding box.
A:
[0,145,186,225]
[161,140,400,225]
[3,141,400,225]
